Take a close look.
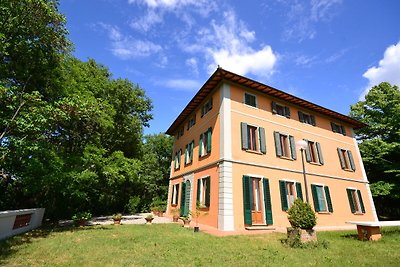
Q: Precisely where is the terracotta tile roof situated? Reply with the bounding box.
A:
[166,67,365,135]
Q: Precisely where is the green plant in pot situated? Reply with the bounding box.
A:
[287,199,317,245]
[112,213,122,224]
[179,211,192,228]
[192,201,208,233]
[72,211,92,227]
[171,208,180,222]
[145,214,154,224]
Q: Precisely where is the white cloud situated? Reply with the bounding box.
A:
[325,48,349,63]
[164,79,201,91]
[185,10,277,78]
[99,23,162,59]
[282,0,342,42]
[361,42,400,99]
[185,58,199,75]
[295,54,317,67]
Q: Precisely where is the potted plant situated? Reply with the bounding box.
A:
[171,208,180,222]
[112,213,122,225]
[192,201,208,232]
[180,212,192,228]
[72,211,92,227]
[287,199,317,244]
[145,214,154,224]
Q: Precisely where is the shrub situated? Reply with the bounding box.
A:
[287,199,316,229]
[126,196,141,214]
[150,197,166,212]
[72,211,92,221]
[112,213,122,220]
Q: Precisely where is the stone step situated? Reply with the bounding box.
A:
[245,225,275,230]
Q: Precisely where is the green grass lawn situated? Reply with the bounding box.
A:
[1,224,400,266]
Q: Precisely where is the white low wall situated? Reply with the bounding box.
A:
[0,208,45,240]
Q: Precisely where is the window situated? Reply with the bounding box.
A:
[311,184,333,212]
[174,150,181,170]
[346,188,365,214]
[176,127,184,139]
[187,115,196,130]
[240,122,266,154]
[244,92,257,107]
[184,140,194,165]
[171,184,180,206]
[201,98,213,117]
[279,180,303,211]
[304,140,324,165]
[199,128,212,157]
[298,111,316,126]
[337,148,356,171]
[274,131,296,159]
[197,176,210,208]
[272,101,290,118]
[331,122,346,135]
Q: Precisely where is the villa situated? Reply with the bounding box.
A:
[166,67,377,231]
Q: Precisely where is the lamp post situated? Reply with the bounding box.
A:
[296,140,309,203]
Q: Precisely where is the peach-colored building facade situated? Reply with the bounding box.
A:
[166,67,377,231]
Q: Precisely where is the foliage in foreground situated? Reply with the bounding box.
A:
[287,199,317,229]
[1,224,400,266]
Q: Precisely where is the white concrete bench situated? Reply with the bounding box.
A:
[346,221,400,241]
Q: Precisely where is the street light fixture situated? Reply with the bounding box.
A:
[296,140,309,203]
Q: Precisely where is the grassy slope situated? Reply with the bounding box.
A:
[1,224,399,266]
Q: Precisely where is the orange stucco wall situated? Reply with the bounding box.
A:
[168,82,376,231]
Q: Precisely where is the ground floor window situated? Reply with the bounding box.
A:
[197,176,210,208]
[243,176,273,225]
[346,188,365,214]
[171,183,180,206]
[311,184,333,212]
[279,180,303,210]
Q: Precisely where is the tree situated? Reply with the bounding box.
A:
[350,82,400,219]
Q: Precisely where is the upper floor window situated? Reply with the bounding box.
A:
[240,122,266,154]
[201,98,213,117]
[199,128,212,157]
[346,188,365,214]
[304,139,324,165]
[197,176,210,208]
[171,183,180,206]
[174,150,181,170]
[298,111,316,126]
[244,92,257,107]
[184,140,194,165]
[274,131,296,159]
[331,122,346,135]
[337,148,356,171]
[187,115,196,130]
[279,180,303,211]
[176,127,184,139]
[311,184,333,213]
[272,101,290,118]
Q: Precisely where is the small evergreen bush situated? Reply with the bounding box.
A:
[126,196,141,214]
[287,199,316,229]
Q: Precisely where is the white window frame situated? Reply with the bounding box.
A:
[244,92,257,108]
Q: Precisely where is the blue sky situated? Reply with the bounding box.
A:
[60,0,400,135]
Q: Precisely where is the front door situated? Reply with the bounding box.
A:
[251,178,264,224]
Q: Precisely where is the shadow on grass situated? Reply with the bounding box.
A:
[340,227,400,240]
[0,223,111,262]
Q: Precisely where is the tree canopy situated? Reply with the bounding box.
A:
[350,82,400,219]
[0,0,172,219]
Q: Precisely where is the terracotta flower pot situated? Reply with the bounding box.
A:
[113,219,121,225]
[145,218,154,224]
[172,215,179,222]
[183,219,191,228]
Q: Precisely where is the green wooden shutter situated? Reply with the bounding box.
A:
[298,111,304,122]
[289,135,297,160]
[190,141,194,162]
[279,180,288,211]
[348,150,356,171]
[357,190,365,213]
[331,122,336,132]
[180,182,186,216]
[197,179,201,203]
[201,105,205,117]
[274,131,282,157]
[296,182,303,201]
[337,148,346,169]
[199,134,203,156]
[259,127,266,154]
[272,101,277,114]
[347,188,356,213]
[207,127,212,153]
[241,122,248,150]
[243,176,252,225]
[178,150,181,167]
[304,139,311,162]
[175,184,180,205]
[341,125,346,136]
[205,177,211,207]
[311,184,320,212]
[310,115,316,126]
[324,186,333,212]
[284,106,291,118]
[316,142,324,165]
[263,178,273,225]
